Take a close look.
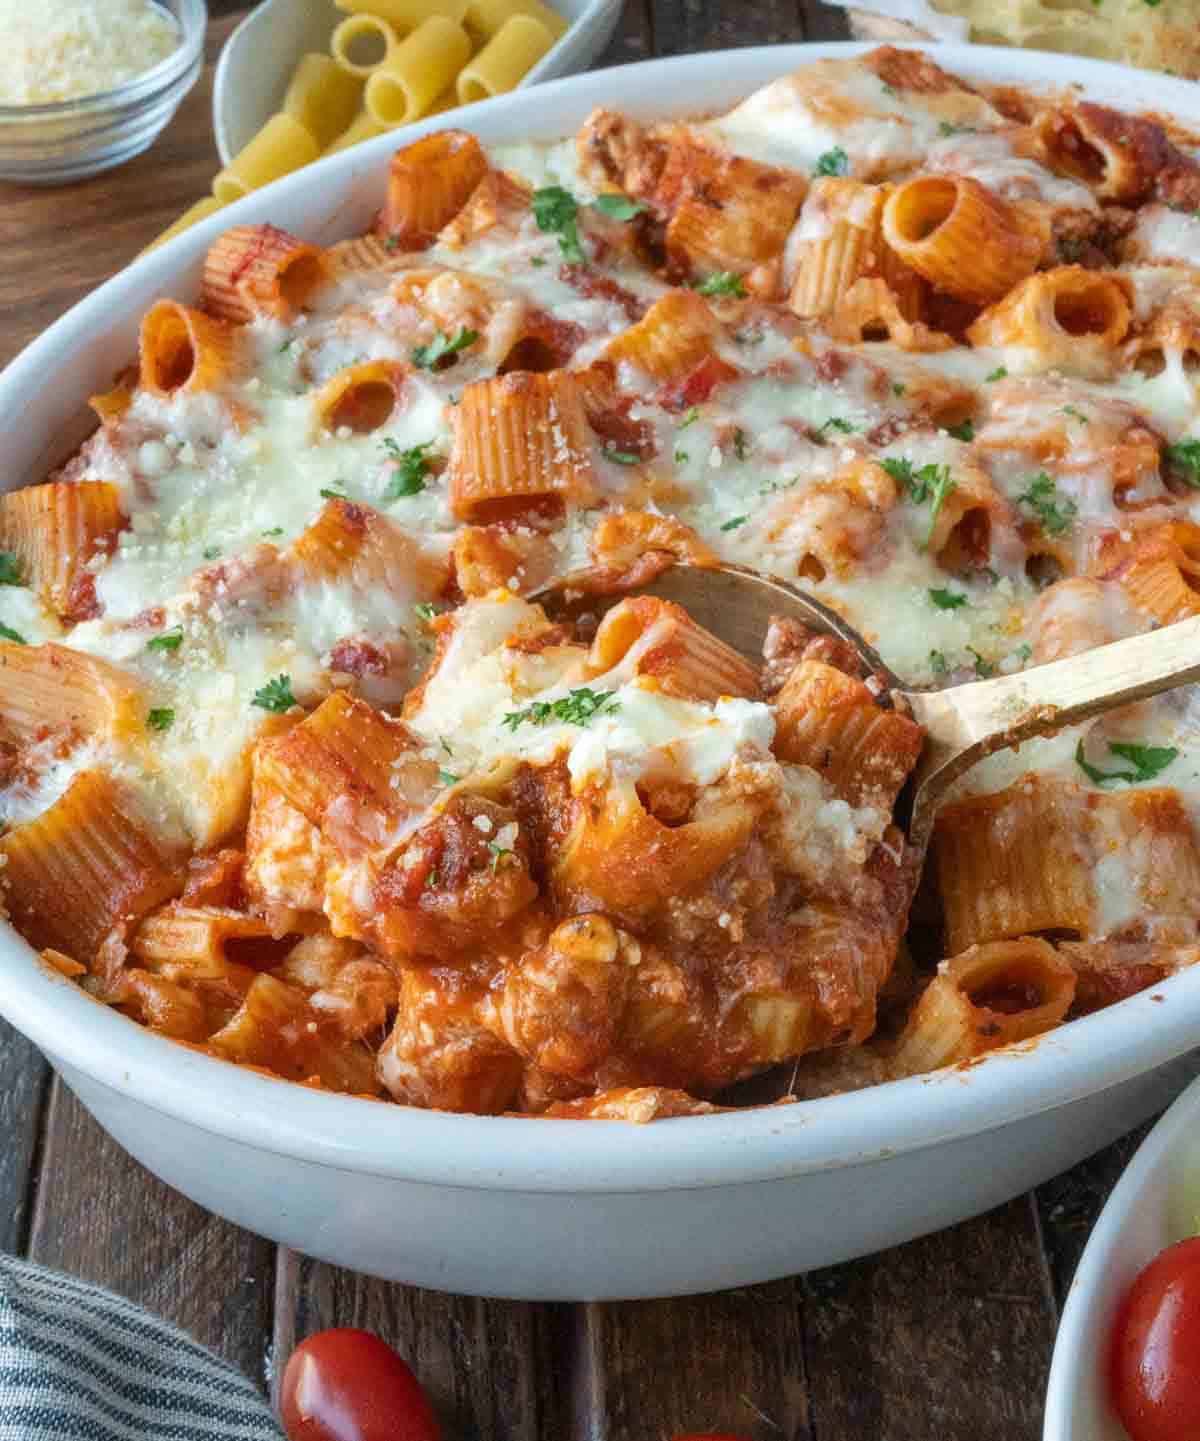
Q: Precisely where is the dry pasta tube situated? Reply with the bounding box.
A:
[212,113,320,205]
[282,53,364,150]
[330,13,399,76]
[325,107,388,153]
[457,14,554,104]
[141,196,228,255]
[334,0,469,30]
[882,175,1043,306]
[465,0,566,45]
[890,939,1076,1077]
[365,16,471,126]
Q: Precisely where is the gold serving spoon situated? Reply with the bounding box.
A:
[535,562,1200,858]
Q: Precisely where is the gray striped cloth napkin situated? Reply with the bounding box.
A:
[0,1254,284,1440]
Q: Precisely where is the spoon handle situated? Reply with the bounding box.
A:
[901,613,1200,845]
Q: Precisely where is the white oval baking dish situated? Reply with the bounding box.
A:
[3,42,1200,1301]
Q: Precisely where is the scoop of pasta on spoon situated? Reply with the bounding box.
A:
[534,561,1200,861]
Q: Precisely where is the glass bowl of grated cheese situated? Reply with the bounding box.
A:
[0,0,206,184]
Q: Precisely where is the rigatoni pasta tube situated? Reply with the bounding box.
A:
[325,107,387,153]
[202,225,329,324]
[212,113,320,205]
[882,175,1042,305]
[457,14,554,104]
[334,0,469,29]
[381,129,488,247]
[604,290,720,383]
[142,196,227,255]
[282,53,364,149]
[364,16,471,126]
[139,301,237,396]
[330,13,398,76]
[787,178,885,319]
[0,483,126,622]
[890,939,1076,1077]
[588,596,761,703]
[965,266,1132,380]
[313,360,406,434]
[465,0,566,44]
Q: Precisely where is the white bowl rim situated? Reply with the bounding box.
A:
[1043,1069,1200,1439]
[4,40,1200,1196]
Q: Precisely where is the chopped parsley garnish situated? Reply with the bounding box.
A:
[530,257,546,267]
[1061,404,1089,425]
[820,416,857,435]
[929,587,968,610]
[0,622,25,644]
[319,486,348,500]
[880,457,957,547]
[1143,0,1162,8]
[531,185,585,264]
[1165,439,1200,487]
[146,627,183,654]
[426,867,440,889]
[946,419,975,442]
[1013,642,1033,662]
[929,650,949,675]
[502,687,619,731]
[411,326,479,371]
[673,448,689,465]
[488,842,514,872]
[892,382,907,397]
[383,234,401,252]
[693,271,746,298]
[0,553,23,586]
[252,674,296,713]
[414,602,438,622]
[438,769,461,786]
[732,428,749,460]
[602,444,641,466]
[1075,738,1177,786]
[678,407,701,429]
[440,737,454,755]
[721,515,748,531]
[277,340,295,355]
[146,707,174,732]
[968,647,995,678]
[1017,471,1077,537]
[938,121,972,137]
[813,146,849,177]
[262,527,284,537]
[202,545,222,560]
[592,193,644,221]
[382,439,435,500]
[985,366,1008,382]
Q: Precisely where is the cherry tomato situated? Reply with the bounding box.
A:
[1110,1236,1200,1441]
[280,1328,441,1441]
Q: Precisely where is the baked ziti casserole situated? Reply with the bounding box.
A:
[4,47,1200,1120]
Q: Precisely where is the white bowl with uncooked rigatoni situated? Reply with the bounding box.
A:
[2,44,1200,1301]
[0,0,206,184]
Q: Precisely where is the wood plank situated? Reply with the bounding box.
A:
[273,1250,572,1440]
[651,0,806,56]
[596,0,654,67]
[0,1018,49,1255]
[801,1196,1056,1440]
[798,0,853,42]
[0,13,239,371]
[573,1280,810,1441]
[1036,1119,1158,1307]
[26,1078,275,1386]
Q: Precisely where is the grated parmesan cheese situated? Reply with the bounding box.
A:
[0,0,179,106]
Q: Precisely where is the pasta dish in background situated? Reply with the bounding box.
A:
[4,46,1200,1120]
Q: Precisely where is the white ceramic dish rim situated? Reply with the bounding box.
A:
[1042,1069,1200,1439]
[0,0,207,123]
[3,42,1200,1197]
[211,0,623,167]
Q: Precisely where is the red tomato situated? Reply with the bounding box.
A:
[1110,1236,1200,1441]
[280,1328,441,1441]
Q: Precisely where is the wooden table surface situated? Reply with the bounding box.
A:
[0,4,1174,1436]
